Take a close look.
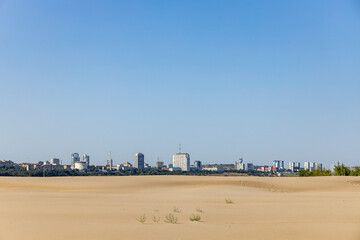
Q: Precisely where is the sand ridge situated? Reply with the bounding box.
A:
[0,175,357,193]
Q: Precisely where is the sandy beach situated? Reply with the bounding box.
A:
[0,176,359,240]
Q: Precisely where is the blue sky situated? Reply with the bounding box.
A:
[0,0,359,168]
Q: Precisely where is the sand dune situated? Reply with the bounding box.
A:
[0,176,359,240]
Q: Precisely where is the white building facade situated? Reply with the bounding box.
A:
[289,162,301,171]
[173,153,190,171]
[304,162,322,171]
[82,154,90,165]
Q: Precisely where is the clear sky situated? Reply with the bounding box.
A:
[0,0,359,168]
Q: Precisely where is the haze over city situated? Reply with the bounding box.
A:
[1,1,359,168]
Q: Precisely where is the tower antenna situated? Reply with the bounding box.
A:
[179,143,181,153]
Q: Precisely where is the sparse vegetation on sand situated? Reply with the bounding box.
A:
[164,213,178,224]
[225,199,233,204]
[196,207,204,213]
[189,214,201,222]
[136,214,146,224]
[152,215,160,223]
[173,207,181,213]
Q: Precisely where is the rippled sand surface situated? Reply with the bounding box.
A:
[0,176,360,240]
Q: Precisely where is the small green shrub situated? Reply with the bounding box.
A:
[164,213,178,224]
[136,214,146,224]
[189,214,201,222]
[153,215,160,223]
[225,199,233,204]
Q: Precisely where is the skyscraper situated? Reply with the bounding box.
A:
[82,154,90,165]
[135,153,145,169]
[273,160,284,170]
[289,162,301,172]
[304,162,316,171]
[173,153,190,171]
[71,153,80,166]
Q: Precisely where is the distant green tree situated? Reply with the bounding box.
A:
[299,169,331,177]
[334,162,351,176]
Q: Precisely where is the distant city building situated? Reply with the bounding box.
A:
[168,163,173,168]
[244,163,254,171]
[304,162,316,171]
[256,166,274,172]
[107,158,113,167]
[156,161,164,169]
[116,164,123,171]
[135,153,145,169]
[72,162,88,172]
[169,167,182,171]
[124,162,133,168]
[173,153,190,171]
[203,167,225,172]
[71,153,80,166]
[304,162,322,171]
[289,162,301,172]
[315,163,322,170]
[194,160,202,170]
[0,160,14,167]
[273,160,284,170]
[82,154,90,165]
[20,163,37,171]
[107,152,113,167]
[50,158,60,165]
[235,158,254,171]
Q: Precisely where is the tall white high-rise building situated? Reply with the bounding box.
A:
[289,162,301,171]
[173,153,190,171]
[304,162,317,171]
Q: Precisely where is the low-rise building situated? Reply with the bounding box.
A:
[169,167,182,171]
[202,167,225,172]
[50,158,60,165]
[72,162,88,172]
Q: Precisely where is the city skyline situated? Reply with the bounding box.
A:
[1,1,359,168]
[0,149,331,170]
